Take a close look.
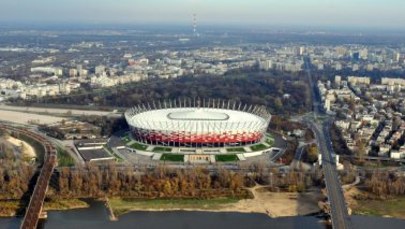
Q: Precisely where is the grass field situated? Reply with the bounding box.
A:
[250,143,269,151]
[109,197,240,216]
[354,197,405,219]
[104,146,124,162]
[160,154,184,161]
[121,134,132,144]
[153,147,172,152]
[266,138,274,146]
[215,154,239,162]
[129,142,148,151]
[57,147,75,167]
[43,199,89,211]
[226,147,245,152]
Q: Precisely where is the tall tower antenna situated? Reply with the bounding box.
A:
[192,13,199,37]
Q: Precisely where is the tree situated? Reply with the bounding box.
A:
[355,139,367,161]
[306,144,319,163]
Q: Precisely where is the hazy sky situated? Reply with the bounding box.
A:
[1,0,404,28]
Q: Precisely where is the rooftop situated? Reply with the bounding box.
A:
[167,109,229,121]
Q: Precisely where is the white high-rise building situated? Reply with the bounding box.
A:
[259,60,272,70]
[352,64,359,71]
[393,52,401,62]
[334,75,342,86]
[334,63,342,71]
[69,69,78,77]
[298,47,305,56]
[359,48,368,60]
[325,98,331,112]
[95,65,106,75]
[366,64,374,71]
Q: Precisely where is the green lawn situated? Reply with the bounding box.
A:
[121,135,132,144]
[266,137,274,145]
[109,197,240,216]
[215,154,239,162]
[226,147,246,152]
[153,147,172,152]
[354,197,405,219]
[250,143,269,151]
[265,133,275,145]
[104,146,124,162]
[160,154,184,162]
[129,142,148,151]
[43,199,89,211]
[57,147,75,167]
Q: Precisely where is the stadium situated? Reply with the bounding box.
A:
[124,99,272,148]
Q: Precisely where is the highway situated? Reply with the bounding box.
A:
[304,58,351,229]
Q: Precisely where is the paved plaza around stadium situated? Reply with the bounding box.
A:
[106,130,287,165]
[103,100,287,164]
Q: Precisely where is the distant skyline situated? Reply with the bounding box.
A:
[0,0,404,29]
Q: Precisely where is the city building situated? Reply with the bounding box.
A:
[348,76,371,85]
[381,77,405,86]
[335,75,342,86]
[69,69,78,77]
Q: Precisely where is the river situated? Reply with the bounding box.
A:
[1,200,405,229]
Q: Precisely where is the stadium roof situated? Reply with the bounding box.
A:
[167,109,229,121]
[127,107,268,132]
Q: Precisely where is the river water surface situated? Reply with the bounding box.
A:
[1,200,405,229]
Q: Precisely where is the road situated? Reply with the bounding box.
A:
[0,104,119,116]
[310,120,351,229]
[304,57,351,229]
[0,109,64,125]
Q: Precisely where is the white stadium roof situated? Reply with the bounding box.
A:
[126,108,268,133]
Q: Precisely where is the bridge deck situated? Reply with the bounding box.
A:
[0,125,57,229]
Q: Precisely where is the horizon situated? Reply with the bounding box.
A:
[1,0,404,31]
[1,21,405,34]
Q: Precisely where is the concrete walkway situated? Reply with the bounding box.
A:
[237,154,246,161]
[243,146,252,152]
[152,153,162,160]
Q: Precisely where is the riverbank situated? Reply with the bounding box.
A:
[0,201,20,217]
[0,187,322,218]
[43,199,89,211]
[346,187,405,219]
[0,199,89,217]
[109,186,322,218]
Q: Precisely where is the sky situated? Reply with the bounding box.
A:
[0,0,404,29]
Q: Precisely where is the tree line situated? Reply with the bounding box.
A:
[50,164,249,200]
[0,157,35,200]
[46,162,324,201]
[365,171,405,197]
[27,71,312,115]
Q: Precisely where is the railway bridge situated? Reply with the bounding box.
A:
[0,124,57,229]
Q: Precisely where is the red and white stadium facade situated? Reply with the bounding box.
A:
[125,99,271,147]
